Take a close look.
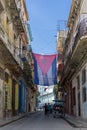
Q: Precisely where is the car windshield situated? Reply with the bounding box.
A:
[53,100,65,106]
[54,103,63,107]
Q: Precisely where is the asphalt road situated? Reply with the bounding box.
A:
[0,111,86,130]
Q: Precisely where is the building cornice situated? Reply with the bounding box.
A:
[67,0,81,27]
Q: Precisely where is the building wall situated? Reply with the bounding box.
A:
[38,86,54,108]
[61,0,87,120]
[3,72,20,117]
[80,0,87,14]
[28,88,36,112]
[72,78,77,116]
[0,0,33,119]
[0,79,4,118]
[18,78,27,113]
[15,84,19,111]
[71,63,87,119]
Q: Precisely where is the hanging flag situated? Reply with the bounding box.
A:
[32,53,57,86]
[44,87,48,91]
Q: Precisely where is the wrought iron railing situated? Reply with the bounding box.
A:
[71,18,87,56]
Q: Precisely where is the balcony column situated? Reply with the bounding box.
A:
[68,83,72,115]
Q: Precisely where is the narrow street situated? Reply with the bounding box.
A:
[0,0,87,129]
[0,112,86,130]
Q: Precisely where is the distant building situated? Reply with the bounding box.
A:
[38,85,54,107]
[56,23,67,100]
[56,30,67,83]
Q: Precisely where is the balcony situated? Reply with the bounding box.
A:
[62,18,87,83]
[0,21,24,77]
[66,18,87,68]
[0,42,22,77]
[58,63,64,74]
[70,18,87,66]
[58,53,63,62]
[5,0,24,33]
[0,0,4,12]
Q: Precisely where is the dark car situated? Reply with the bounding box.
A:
[52,101,65,118]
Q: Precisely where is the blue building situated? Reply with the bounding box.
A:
[18,77,27,113]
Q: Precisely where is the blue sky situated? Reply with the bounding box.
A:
[26,0,72,54]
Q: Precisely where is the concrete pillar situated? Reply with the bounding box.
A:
[80,71,83,118]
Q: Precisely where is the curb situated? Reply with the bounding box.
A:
[0,115,25,127]
[64,117,87,128]
[0,112,36,127]
[64,117,82,128]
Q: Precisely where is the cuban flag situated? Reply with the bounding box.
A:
[32,53,57,86]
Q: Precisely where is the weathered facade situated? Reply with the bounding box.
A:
[56,29,67,100]
[57,30,66,83]
[61,0,87,119]
[0,0,35,119]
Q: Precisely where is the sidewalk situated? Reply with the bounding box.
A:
[0,113,26,127]
[1,112,87,128]
[0,112,36,127]
[65,114,87,128]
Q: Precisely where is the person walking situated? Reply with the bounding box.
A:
[44,103,48,115]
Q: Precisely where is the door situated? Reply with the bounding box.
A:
[12,79,15,116]
[77,76,81,116]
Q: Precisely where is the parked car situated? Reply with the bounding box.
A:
[52,100,65,118]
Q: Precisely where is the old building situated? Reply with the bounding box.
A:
[56,25,67,100]
[61,0,87,119]
[0,0,34,119]
[57,30,66,83]
[38,85,54,108]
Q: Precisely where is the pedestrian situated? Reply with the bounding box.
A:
[48,103,52,114]
[44,103,48,115]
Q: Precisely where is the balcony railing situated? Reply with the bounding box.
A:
[0,20,24,70]
[64,17,87,66]
[0,0,4,12]
[72,18,87,55]
[5,0,24,33]
[62,17,87,81]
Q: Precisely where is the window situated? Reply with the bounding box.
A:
[83,87,86,102]
[5,72,9,83]
[14,34,17,40]
[7,17,9,24]
[73,87,76,105]
[82,68,86,84]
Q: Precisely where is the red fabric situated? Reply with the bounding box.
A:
[58,63,64,70]
[33,53,57,76]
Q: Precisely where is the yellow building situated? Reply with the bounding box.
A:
[0,0,34,119]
